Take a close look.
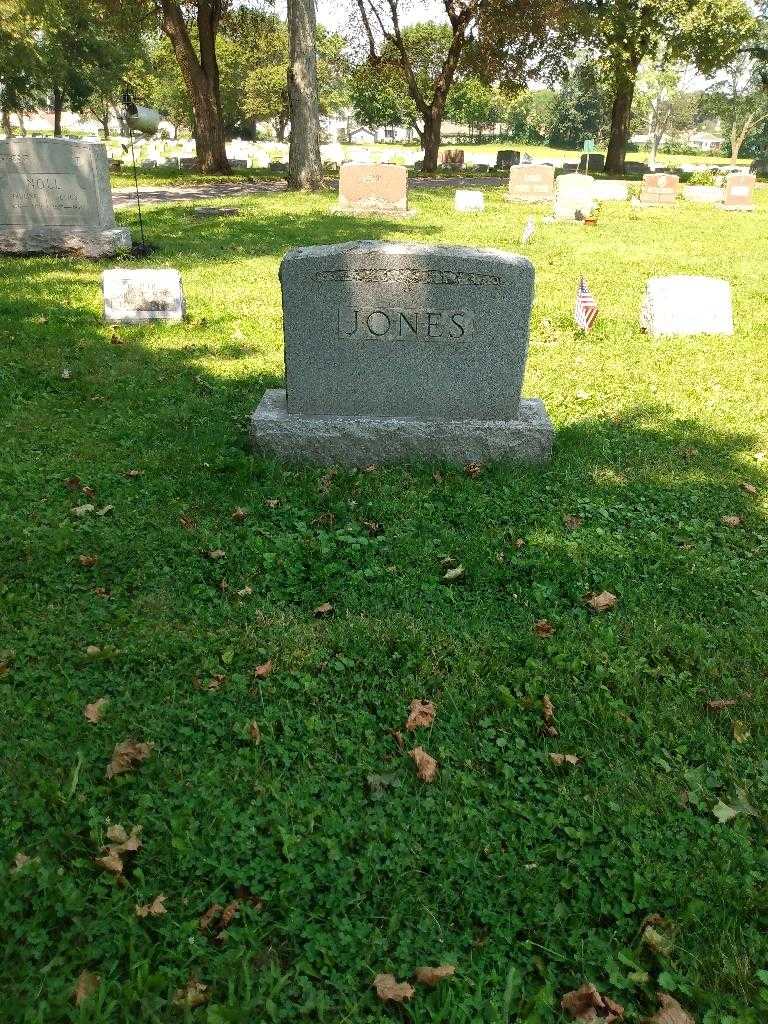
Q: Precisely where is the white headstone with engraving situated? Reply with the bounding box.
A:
[102,269,185,323]
[640,276,733,336]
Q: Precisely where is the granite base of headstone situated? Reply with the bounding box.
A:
[102,269,185,323]
[640,276,733,336]
[250,241,553,466]
[0,137,131,257]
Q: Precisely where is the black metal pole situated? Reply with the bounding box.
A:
[129,127,145,248]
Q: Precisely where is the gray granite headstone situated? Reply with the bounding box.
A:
[102,269,185,323]
[250,241,553,465]
[0,137,131,257]
[496,150,521,170]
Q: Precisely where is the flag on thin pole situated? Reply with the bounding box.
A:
[521,217,535,244]
[574,277,598,331]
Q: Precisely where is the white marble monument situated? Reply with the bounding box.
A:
[640,276,734,336]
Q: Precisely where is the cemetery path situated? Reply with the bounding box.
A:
[111,176,494,208]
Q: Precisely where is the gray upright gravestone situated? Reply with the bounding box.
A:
[0,137,131,257]
[250,241,553,465]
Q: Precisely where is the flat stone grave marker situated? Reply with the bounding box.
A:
[506,164,555,203]
[0,137,131,257]
[723,173,756,211]
[192,207,240,218]
[496,150,520,170]
[640,173,679,206]
[640,276,733,336]
[441,149,464,167]
[682,184,723,204]
[594,180,629,201]
[334,163,411,216]
[102,269,185,323]
[250,240,553,465]
[553,173,595,220]
[455,189,485,213]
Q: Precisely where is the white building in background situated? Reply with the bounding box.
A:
[687,132,724,152]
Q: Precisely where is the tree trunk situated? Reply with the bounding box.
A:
[605,63,639,175]
[53,88,63,137]
[421,108,443,172]
[287,0,323,190]
[101,109,110,138]
[17,110,26,136]
[159,0,230,174]
[1,106,14,136]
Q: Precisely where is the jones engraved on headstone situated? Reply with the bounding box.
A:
[102,269,185,323]
[250,241,553,464]
[640,276,734,336]
[0,137,131,256]
[334,163,412,216]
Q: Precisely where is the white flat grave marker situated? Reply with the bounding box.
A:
[102,269,185,323]
[640,276,733,336]
[455,189,485,213]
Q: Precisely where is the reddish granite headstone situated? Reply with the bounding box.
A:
[506,165,555,203]
[723,173,756,211]
[640,173,679,206]
[441,149,465,167]
[336,163,409,214]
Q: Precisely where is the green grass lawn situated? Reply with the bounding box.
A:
[2,184,768,1024]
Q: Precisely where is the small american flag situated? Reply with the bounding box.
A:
[574,277,598,330]
[521,217,535,244]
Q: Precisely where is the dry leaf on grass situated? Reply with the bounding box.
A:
[564,515,584,530]
[84,698,108,723]
[253,660,273,679]
[78,554,98,567]
[586,591,618,613]
[65,476,82,490]
[414,964,456,986]
[721,515,743,527]
[106,739,153,779]
[740,482,758,496]
[135,894,167,917]
[248,721,261,743]
[199,903,223,932]
[464,461,483,478]
[96,505,113,517]
[11,852,34,872]
[410,746,438,782]
[706,698,738,711]
[373,974,415,1003]
[231,507,248,522]
[218,900,239,931]
[71,504,95,517]
[391,730,405,751]
[237,586,253,598]
[264,498,280,508]
[205,548,226,560]
[561,983,624,1021]
[405,699,436,731]
[542,695,558,737]
[534,619,554,637]
[95,824,142,874]
[313,601,334,617]
[86,644,101,657]
[203,674,226,692]
[442,564,466,584]
[643,993,694,1024]
[173,980,208,1008]
[179,514,196,530]
[125,469,143,478]
[363,519,383,536]
[550,753,581,766]
[73,970,100,1005]
[732,719,751,743]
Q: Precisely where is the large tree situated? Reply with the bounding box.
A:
[352,0,558,172]
[634,53,699,169]
[704,56,768,158]
[569,0,755,174]
[286,0,323,190]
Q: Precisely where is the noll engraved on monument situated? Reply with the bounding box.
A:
[1,172,89,226]
[250,241,554,464]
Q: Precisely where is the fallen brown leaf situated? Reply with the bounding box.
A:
[95,851,124,874]
[236,586,253,598]
[204,674,226,692]
[78,553,98,568]
[465,462,483,478]
[542,694,558,736]
[65,476,82,490]
[373,973,415,1003]
[217,579,228,592]
[218,899,239,932]
[135,894,167,917]
[96,505,113,517]
[264,498,280,508]
[73,970,100,1005]
[414,964,456,986]
[391,730,405,751]
[231,507,248,522]
[586,591,618,613]
[93,587,110,598]
[253,660,273,679]
[249,721,261,743]
[720,515,742,527]
[363,519,383,536]
[179,514,196,530]
[125,469,143,478]
[173,979,208,1009]
[106,739,153,779]
[550,753,581,766]
[105,824,142,852]
[706,698,738,712]
[11,852,33,872]
[206,548,226,560]
[84,697,108,723]
[82,485,96,498]
[740,482,758,496]
[199,903,223,932]
[732,719,750,743]
[405,699,436,731]
[561,983,624,1021]
[410,746,438,782]
[71,504,95,517]
[564,515,584,530]
[644,993,694,1024]
[313,601,334,617]
[534,619,554,637]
